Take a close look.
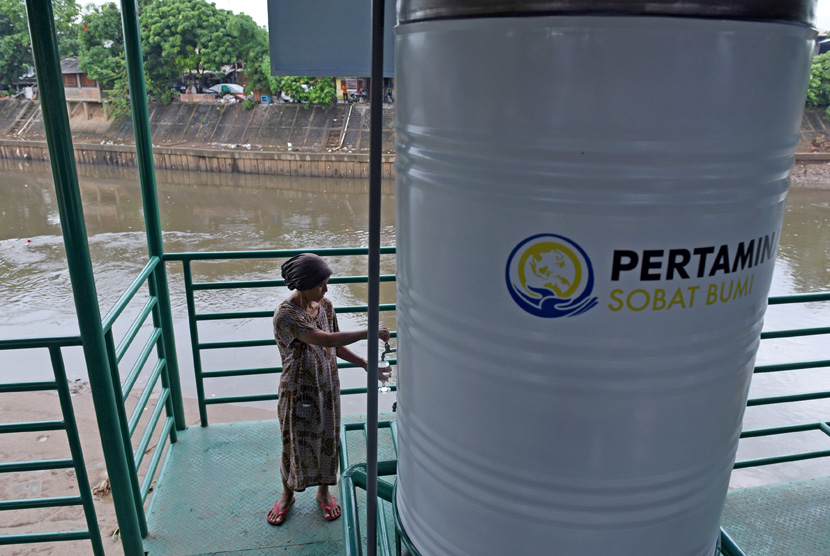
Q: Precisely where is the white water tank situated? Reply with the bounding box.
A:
[394,2,816,555]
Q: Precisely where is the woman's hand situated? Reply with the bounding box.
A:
[378,324,390,343]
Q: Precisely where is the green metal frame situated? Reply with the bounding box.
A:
[24,0,147,552]
[340,420,400,556]
[164,247,397,426]
[118,0,187,433]
[734,291,830,469]
[20,0,186,552]
[0,338,104,555]
[99,257,181,532]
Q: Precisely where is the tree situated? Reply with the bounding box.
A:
[0,0,31,86]
[228,12,268,69]
[0,0,79,87]
[77,2,131,119]
[244,54,280,96]
[277,76,336,107]
[806,51,830,117]
[140,0,237,89]
[78,2,125,91]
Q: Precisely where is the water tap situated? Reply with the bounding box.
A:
[380,341,396,361]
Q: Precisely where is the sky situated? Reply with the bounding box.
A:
[80,1,830,31]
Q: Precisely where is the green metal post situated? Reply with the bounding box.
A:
[119,0,187,431]
[183,261,209,426]
[50,347,106,556]
[23,1,145,554]
[104,330,149,536]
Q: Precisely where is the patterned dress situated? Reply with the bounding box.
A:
[273,297,341,491]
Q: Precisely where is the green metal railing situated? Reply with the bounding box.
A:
[100,256,180,535]
[164,247,398,426]
[734,291,830,469]
[20,0,186,552]
[0,337,104,555]
[340,420,400,556]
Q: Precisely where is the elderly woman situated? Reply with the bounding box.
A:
[267,253,390,525]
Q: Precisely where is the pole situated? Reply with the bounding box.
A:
[367,0,386,554]
[119,0,187,430]
[24,1,145,553]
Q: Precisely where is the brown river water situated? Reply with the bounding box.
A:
[1,160,829,487]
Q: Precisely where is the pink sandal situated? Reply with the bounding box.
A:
[266,497,295,526]
[319,496,341,521]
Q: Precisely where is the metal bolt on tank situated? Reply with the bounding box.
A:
[393,1,817,555]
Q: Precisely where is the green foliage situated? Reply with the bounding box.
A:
[276,76,336,108]
[242,99,254,110]
[806,52,830,118]
[101,73,131,120]
[0,0,79,86]
[78,3,125,91]
[228,12,268,68]
[141,0,241,85]
[52,0,80,59]
[245,55,280,95]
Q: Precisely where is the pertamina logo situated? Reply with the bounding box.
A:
[505,234,598,318]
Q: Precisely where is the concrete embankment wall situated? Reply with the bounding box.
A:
[0,139,395,179]
[3,99,830,179]
[0,99,395,177]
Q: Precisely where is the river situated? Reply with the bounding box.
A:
[1,160,829,488]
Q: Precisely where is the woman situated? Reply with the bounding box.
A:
[268,253,390,525]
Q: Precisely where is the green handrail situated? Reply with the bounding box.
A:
[101,257,160,332]
[164,246,397,262]
[0,339,104,555]
[731,290,830,469]
[170,247,397,425]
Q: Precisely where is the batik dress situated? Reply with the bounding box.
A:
[273,297,341,491]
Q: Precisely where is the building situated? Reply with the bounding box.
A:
[60,57,102,103]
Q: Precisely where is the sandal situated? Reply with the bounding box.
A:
[319,495,341,521]
[266,497,295,526]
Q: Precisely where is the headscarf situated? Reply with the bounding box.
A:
[281,253,332,291]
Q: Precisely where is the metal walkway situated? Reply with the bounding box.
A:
[143,412,829,556]
[721,476,830,556]
[143,414,398,556]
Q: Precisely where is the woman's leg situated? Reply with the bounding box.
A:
[267,478,295,525]
[316,484,341,520]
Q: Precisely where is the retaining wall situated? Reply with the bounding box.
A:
[0,138,395,178]
[3,98,830,178]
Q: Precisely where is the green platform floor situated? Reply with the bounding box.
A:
[143,413,829,556]
[721,476,830,556]
[144,414,399,556]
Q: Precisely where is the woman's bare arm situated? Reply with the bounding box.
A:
[336,346,367,368]
[297,325,390,349]
[297,329,366,348]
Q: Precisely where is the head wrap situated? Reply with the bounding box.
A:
[281,253,332,291]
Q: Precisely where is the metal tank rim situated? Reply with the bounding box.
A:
[397,0,816,25]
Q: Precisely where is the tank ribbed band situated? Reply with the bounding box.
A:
[398,0,816,26]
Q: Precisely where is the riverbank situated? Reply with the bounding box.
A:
[3,136,830,186]
[791,157,830,188]
[0,382,274,556]
[0,138,396,179]
[4,100,830,181]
